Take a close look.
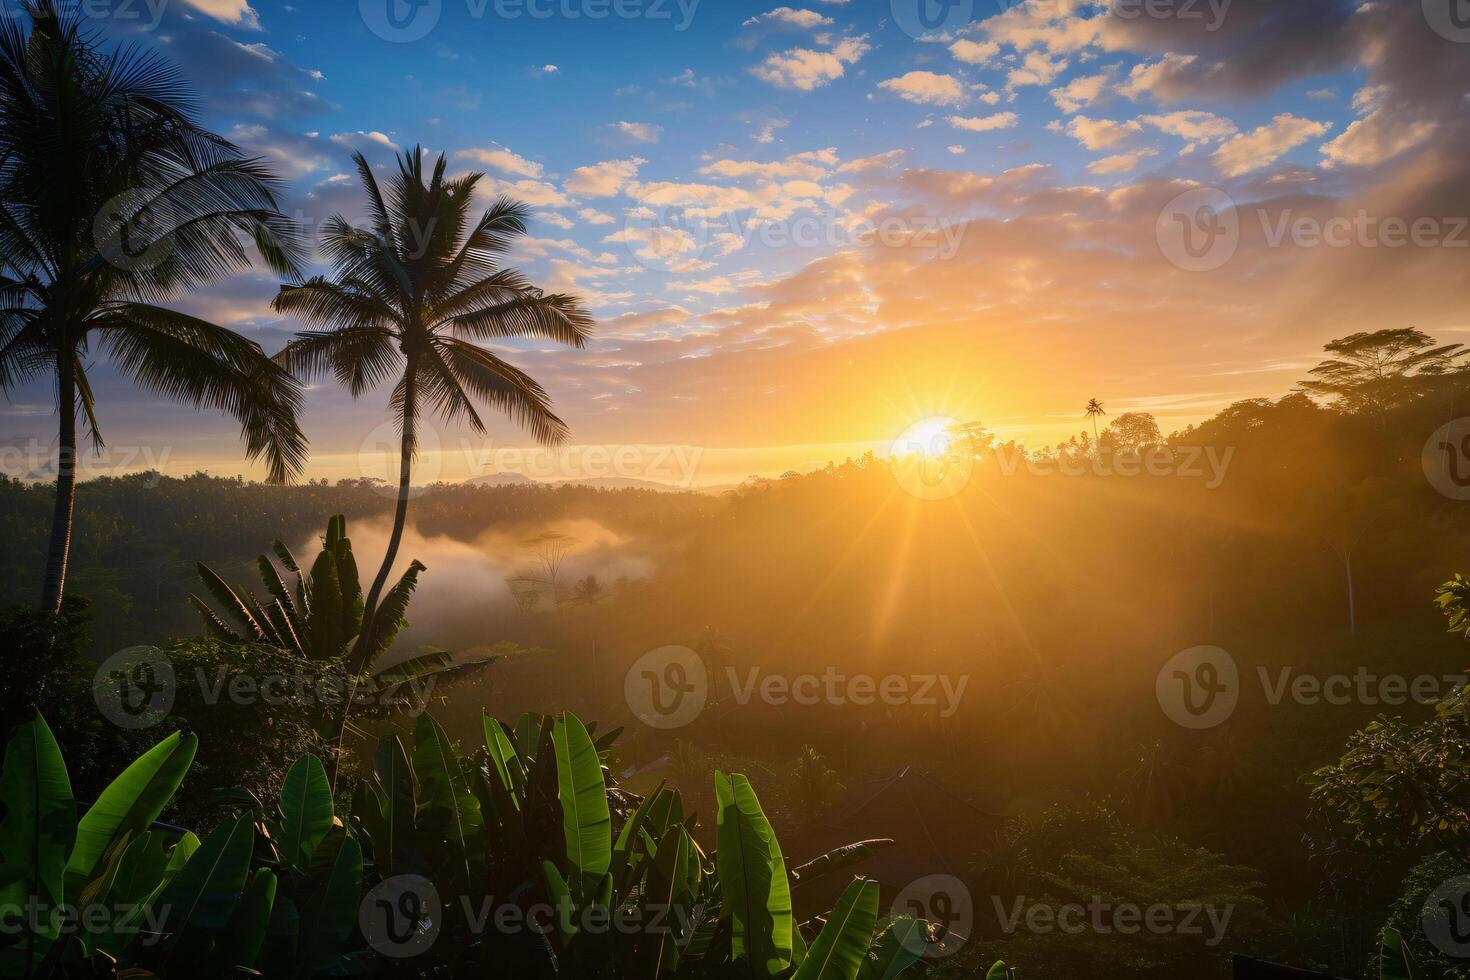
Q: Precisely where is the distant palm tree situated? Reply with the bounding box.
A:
[274,147,591,650]
[0,2,307,612]
[1084,398,1107,445]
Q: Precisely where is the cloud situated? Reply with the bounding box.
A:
[1052,72,1113,114]
[481,177,571,208]
[1006,51,1068,90]
[329,131,400,153]
[700,149,835,182]
[178,0,261,28]
[578,208,617,225]
[743,7,833,29]
[1087,150,1157,174]
[947,113,1019,133]
[1320,113,1437,169]
[455,146,545,178]
[750,35,870,91]
[950,38,1000,65]
[878,71,971,108]
[565,158,646,197]
[609,121,664,145]
[838,150,905,173]
[1212,113,1330,177]
[1138,110,1236,143]
[1056,115,1142,151]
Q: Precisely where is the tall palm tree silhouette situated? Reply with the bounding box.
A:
[0,1,307,612]
[274,147,592,653]
[1085,398,1107,446]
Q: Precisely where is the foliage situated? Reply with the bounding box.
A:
[964,803,1268,980]
[0,0,307,611]
[189,514,499,718]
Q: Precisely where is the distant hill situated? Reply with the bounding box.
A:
[463,472,716,493]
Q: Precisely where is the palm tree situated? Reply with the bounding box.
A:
[1084,397,1106,445]
[0,2,307,612]
[274,146,591,650]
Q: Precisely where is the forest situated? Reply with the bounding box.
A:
[0,1,1467,978]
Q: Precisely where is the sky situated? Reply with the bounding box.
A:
[1,0,1468,487]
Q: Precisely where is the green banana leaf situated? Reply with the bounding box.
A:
[0,715,76,975]
[793,878,880,980]
[643,824,694,976]
[295,837,362,977]
[714,771,793,977]
[151,815,254,968]
[553,712,612,899]
[412,713,483,892]
[67,732,196,892]
[1380,927,1422,980]
[207,868,276,974]
[857,916,927,980]
[278,755,333,876]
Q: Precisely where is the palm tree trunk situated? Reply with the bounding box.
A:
[42,355,76,614]
[360,369,417,657]
[1343,550,1356,636]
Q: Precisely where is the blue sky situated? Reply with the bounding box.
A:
[2,0,1466,485]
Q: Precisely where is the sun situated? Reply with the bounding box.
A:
[892,416,959,459]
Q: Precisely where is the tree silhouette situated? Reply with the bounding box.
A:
[274,146,591,651]
[0,1,307,612]
[1084,398,1107,447]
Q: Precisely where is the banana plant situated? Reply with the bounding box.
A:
[0,715,369,980]
[347,709,934,979]
[189,515,501,721]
